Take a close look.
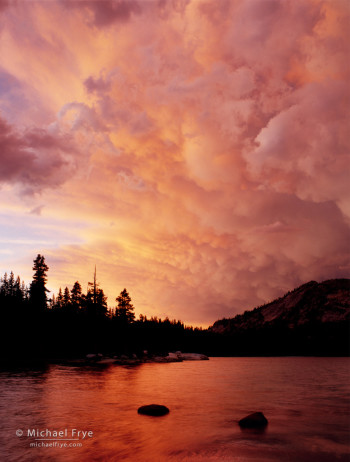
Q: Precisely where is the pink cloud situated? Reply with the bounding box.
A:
[62,0,141,27]
[84,75,111,94]
[0,0,9,12]
[246,80,350,208]
[0,0,349,325]
[0,116,67,189]
[0,108,102,194]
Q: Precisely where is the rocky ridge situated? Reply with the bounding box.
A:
[209,279,350,355]
[210,279,350,334]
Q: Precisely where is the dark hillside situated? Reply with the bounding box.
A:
[209,279,350,356]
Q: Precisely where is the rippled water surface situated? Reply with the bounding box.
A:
[0,357,349,461]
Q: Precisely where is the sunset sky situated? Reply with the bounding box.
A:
[0,0,349,326]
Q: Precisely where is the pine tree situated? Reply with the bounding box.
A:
[21,281,28,301]
[115,288,135,324]
[0,272,9,297]
[56,288,63,309]
[63,287,71,308]
[14,276,24,302]
[8,271,15,297]
[84,268,108,317]
[49,294,56,309]
[84,287,108,317]
[29,254,49,311]
[0,272,27,317]
[71,281,82,309]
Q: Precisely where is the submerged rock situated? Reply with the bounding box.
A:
[137,404,170,416]
[238,412,268,428]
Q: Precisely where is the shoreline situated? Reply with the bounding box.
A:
[0,351,210,369]
[1,352,349,370]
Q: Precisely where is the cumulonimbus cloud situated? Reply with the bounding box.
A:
[0,0,349,325]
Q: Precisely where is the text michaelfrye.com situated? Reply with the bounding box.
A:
[16,428,93,449]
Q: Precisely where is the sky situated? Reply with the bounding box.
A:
[0,0,349,327]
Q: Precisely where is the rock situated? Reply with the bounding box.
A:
[150,356,168,363]
[114,358,142,366]
[238,412,268,428]
[178,353,209,360]
[164,353,183,362]
[97,358,117,364]
[138,404,170,416]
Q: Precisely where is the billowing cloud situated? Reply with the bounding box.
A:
[0,0,349,326]
[245,81,350,209]
[0,116,70,192]
[62,0,142,27]
[0,0,9,12]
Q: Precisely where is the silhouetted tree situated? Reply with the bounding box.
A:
[49,293,56,309]
[83,268,107,317]
[114,288,135,323]
[0,271,26,311]
[84,287,108,317]
[63,286,71,306]
[8,271,15,297]
[55,288,63,309]
[0,272,9,297]
[21,280,28,301]
[14,275,25,303]
[71,281,82,309]
[29,254,49,311]
[88,266,98,306]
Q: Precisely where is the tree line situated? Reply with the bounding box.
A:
[3,254,343,360]
[0,254,212,362]
[0,254,136,321]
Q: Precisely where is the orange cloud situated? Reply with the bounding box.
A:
[0,0,349,326]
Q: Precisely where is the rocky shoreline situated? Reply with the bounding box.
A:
[63,351,209,366]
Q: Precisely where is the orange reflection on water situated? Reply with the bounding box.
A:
[1,358,350,462]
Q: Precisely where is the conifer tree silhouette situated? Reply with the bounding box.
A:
[115,288,135,323]
[29,254,49,311]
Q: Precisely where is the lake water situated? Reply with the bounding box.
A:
[0,357,349,462]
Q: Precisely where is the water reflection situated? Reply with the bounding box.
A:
[0,358,349,462]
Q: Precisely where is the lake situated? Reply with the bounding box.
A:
[0,357,349,461]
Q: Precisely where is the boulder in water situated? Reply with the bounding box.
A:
[238,412,268,428]
[138,404,170,416]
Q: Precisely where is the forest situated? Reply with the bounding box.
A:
[0,254,214,362]
[2,255,348,362]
